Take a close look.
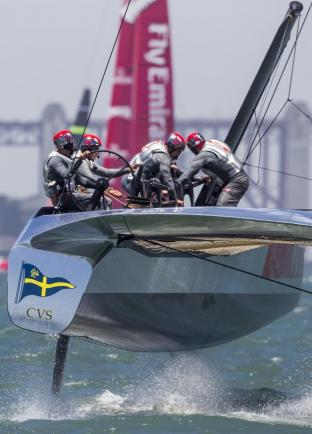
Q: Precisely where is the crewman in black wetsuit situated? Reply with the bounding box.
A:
[139,132,186,205]
[75,134,130,209]
[43,130,108,211]
[178,133,249,206]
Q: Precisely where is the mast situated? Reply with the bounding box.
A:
[225,1,303,152]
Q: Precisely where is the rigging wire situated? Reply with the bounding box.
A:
[74,0,132,151]
[255,13,300,140]
[243,8,312,186]
[247,23,291,157]
[289,99,312,122]
[55,0,132,210]
[244,12,301,181]
[247,99,288,157]
[243,49,285,184]
[245,54,283,159]
[246,112,262,185]
[287,14,300,99]
[244,162,312,182]
[243,19,292,163]
[143,239,312,297]
[243,3,312,165]
[246,15,301,162]
[253,114,262,186]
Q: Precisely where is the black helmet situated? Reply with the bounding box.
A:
[165,132,186,157]
[186,132,205,155]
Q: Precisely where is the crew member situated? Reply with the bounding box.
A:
[75,134,129,209]
[178,133,249,206]
[139,132,186,205]
[43,130,108,211]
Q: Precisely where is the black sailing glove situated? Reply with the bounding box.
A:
[95,177,109,190]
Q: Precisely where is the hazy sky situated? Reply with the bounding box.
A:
[1,0,312,123]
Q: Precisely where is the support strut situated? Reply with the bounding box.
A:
[51,334,69,394]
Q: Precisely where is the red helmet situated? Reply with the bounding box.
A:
[53,130,74,150]
[165,132,185,157]
[186,132,206,155]
[81,134,102,152]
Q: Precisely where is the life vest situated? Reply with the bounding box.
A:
[127,141,168,182]
[140,140,168,163]
[43,150,75,198]
[201,139,243,182]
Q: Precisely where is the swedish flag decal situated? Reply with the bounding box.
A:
[16,263,75,303]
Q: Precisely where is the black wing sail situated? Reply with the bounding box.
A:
[70,88,91,148]
[225,1,303,151]
[196,1,303,206]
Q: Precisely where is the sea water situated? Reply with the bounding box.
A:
[1,272,312,433]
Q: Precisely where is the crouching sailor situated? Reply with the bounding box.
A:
[43,129,109,211]
[122,132,186,206]
[178,133,249,206]
[75,134,129,209]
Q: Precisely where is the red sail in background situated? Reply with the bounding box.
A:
[105,0,174,194]
[105,0,135,161]
[130,0,174,146]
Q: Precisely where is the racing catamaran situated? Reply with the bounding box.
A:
[7,1,308,393]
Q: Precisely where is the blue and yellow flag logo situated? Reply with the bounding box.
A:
[16,263,75,303]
